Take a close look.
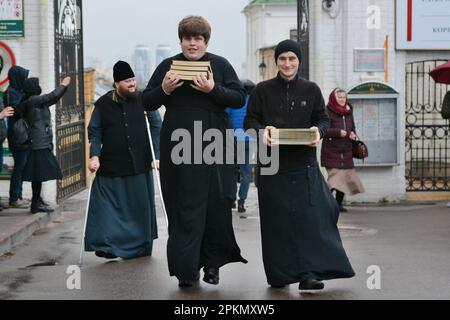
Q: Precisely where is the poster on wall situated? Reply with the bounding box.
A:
[0,41,16,87]
[0,0,24,38]
[396,0,450,50]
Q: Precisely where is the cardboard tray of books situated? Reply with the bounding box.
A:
[170,60,212,81]
[271,128,316,145]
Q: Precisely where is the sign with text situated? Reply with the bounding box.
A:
[396,0,450,50]
[0,0,24,38]
[354,49,386,72]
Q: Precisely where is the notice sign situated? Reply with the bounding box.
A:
[0,0,24,38]
[0,41,16,86]
[354,49,386,72]
[396,0,450,50]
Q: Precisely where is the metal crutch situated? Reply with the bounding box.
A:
[145,111,169,230]
[78,174,95,267]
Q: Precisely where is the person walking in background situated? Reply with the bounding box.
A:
[3,66,30,209]
[18,76,71,214]
[245,40,355,291]
[226,80,256,216]
[0,105,15,211]
[321,88,365,212]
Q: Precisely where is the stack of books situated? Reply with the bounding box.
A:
[170,60,212,81]
[271,129,316,145]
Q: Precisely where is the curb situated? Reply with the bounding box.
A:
[0,205,63,256]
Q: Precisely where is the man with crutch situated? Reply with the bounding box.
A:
[82,61,162,261]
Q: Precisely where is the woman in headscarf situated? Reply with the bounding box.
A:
[18,76,71,214]
[321,88,365,212]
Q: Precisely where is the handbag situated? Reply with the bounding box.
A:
[352,139,368,159]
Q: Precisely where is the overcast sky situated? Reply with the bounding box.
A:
[83,0,250,70]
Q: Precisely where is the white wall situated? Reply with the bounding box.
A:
[310,0,450,202]
[244,3,296,82]
[1,0,56,204]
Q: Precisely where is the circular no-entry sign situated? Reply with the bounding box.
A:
[0,41,17,87]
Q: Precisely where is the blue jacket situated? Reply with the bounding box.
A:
[226,96,254,142]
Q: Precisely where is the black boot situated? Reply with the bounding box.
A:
[38,198,54,212]
[238,201,246,213]
[299,279,325,290]
[30,201,54,214]
[95,250,118,259]
[178,272,200,288]
[203,267,219,285]
[336,191,347,212]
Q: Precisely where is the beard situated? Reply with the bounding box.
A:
[117,85,137,99]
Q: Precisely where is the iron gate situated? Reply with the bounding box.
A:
[405,60,450,191]
[54,0,85,201]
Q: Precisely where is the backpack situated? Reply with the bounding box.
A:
[7,91,31,148]
[441,91,450,119]
[12,117,30,146]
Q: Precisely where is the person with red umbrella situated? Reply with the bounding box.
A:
[429,60,450,119]
[429,60,450,208]
[429,60,450,85]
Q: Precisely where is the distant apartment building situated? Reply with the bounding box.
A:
[133,44,152,89]
[156,44,172,67]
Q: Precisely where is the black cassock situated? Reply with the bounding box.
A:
[143,52,248,281]
[245,74,355,286]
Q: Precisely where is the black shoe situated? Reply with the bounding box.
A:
[30,203,54,214]
[339,206,348,213]
[270,284,286,289]
[238,204,246,213]
[299,279,324,291]
[178,272,200,288]
[178,280,196,288]
[203,267,219,285]
[95,250,118,259]
[38,198,50,207]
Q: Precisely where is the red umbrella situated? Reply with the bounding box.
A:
[429,60,450,84]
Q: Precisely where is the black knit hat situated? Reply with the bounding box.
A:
[113,60,135,83]
[274,40,302,63]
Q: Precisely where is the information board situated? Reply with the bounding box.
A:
[348,82,399,166]
[0,0,24,38]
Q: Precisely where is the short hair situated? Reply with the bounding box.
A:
[178,16,211,43]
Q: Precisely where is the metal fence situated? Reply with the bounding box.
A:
[405,60,450,191]
[54,0,85,201]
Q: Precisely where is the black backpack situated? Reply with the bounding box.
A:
[441,91,450,119]
[6,91,31,147]
[12,117,30,146]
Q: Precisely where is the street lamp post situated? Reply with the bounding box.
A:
[259,58,267,80]
[297,0,310,80]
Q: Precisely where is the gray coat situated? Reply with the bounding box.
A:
[20,86,67,150]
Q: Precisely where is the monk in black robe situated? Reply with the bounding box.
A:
[142,16,247,287]
[244,40,355,291]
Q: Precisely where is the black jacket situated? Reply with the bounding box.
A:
[89,91,153,177]
[3,66,29,150]
[244,73,330,173]
[19,84,67,150]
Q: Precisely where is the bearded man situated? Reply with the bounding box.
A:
[84,60,161,260]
